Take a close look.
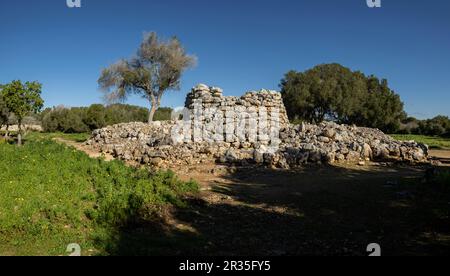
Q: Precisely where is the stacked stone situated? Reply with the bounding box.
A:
[183,84,289,145]
[210,86,223,98]
[185,84,212,108]
[240,89,289,127]
[87,119,429,169]
[86,84,430,169]
[277,121,429,167]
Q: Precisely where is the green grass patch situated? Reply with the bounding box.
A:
[1,131,91,144]
[390,134,450,150]
[431,168,450,188]
[24,132,91,143]
[0,138,198,256]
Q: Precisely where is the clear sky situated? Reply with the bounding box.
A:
[0,0,449,119]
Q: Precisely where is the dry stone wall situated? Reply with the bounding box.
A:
[177,84,288,146]
[87,84,429,169]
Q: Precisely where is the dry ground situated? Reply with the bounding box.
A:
[55,138,450,256]
[429,150,450,166]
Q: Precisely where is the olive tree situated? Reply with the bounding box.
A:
[280,64,405,133]
[99,32,196,123]
[1,80,44,145]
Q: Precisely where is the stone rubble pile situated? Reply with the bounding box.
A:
[87,84,429,169]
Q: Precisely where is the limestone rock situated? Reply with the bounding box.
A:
[87,84,430,169]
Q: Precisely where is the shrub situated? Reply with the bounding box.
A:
[0,94,10,128]
[42,107,89,133]
[41,104,173,133]
[41,109,60,132]
[88,168,197,227]
[280,64,405,133]
[104,104,148,125]
[153,107,172,121]
[435,170,450,186]
[85,104,106,130]
[425,167,450,191]
[415,116,450,137]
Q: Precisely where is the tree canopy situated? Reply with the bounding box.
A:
[99,32,196,123]
[0,85,10,128]
[1,80,44,144]
[280,64,406,133]
[41,104,173,133]
[416,116,450,137]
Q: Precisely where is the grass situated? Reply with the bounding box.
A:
[25,132,91,143]
[0,131,91,143]
[1,131,448,256]
[390,134,450,150]
[0,136,198,256]
[431,168,450,188]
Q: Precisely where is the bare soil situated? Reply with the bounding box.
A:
[53,138,115,161]
[56,138,450,256]
[429,149,450,166]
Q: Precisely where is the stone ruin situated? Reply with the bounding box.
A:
[173,83,288,146]
[86,84,429,169]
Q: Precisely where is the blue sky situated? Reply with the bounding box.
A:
[0,0,449,119]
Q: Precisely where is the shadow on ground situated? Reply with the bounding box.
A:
[99,164,450,256]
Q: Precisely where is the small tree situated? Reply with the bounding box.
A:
[2,80,44,145]
[0,89,10,134]
[99,32,196,123]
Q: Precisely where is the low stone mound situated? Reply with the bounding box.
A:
[87,121,428,169]
[86,84,429,169]
[279,121,428,166]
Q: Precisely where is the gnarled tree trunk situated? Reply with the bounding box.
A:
[17,122,22,146]
[148,104,157,123]
[148,96,161,123]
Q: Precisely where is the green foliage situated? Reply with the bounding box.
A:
[41,106,89,133]
[152,107,172,121]
[433,169,450,187]
[104,104,149,125]
[397,116,450,137]
[98,32,196,122]
[85,104,106,130]
[390,134,450,150]
[0,138,198,255]
[87,168,197,227]
[1,80,44,126]
[417,116,450,137]
[397,117,420,134]
[41,104,172,133]
[280,64,364,123]
[280,64,406,133]
[0,93,10,128]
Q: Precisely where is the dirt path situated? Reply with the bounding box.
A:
[429,149,450,166]
[55,138,450,256]
[53,138,115,161]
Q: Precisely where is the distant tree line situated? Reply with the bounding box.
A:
[398,116,450,137]
[40,104,173,133]
[2,63,448,139]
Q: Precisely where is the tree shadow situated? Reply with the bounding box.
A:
[100,164,450,256]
